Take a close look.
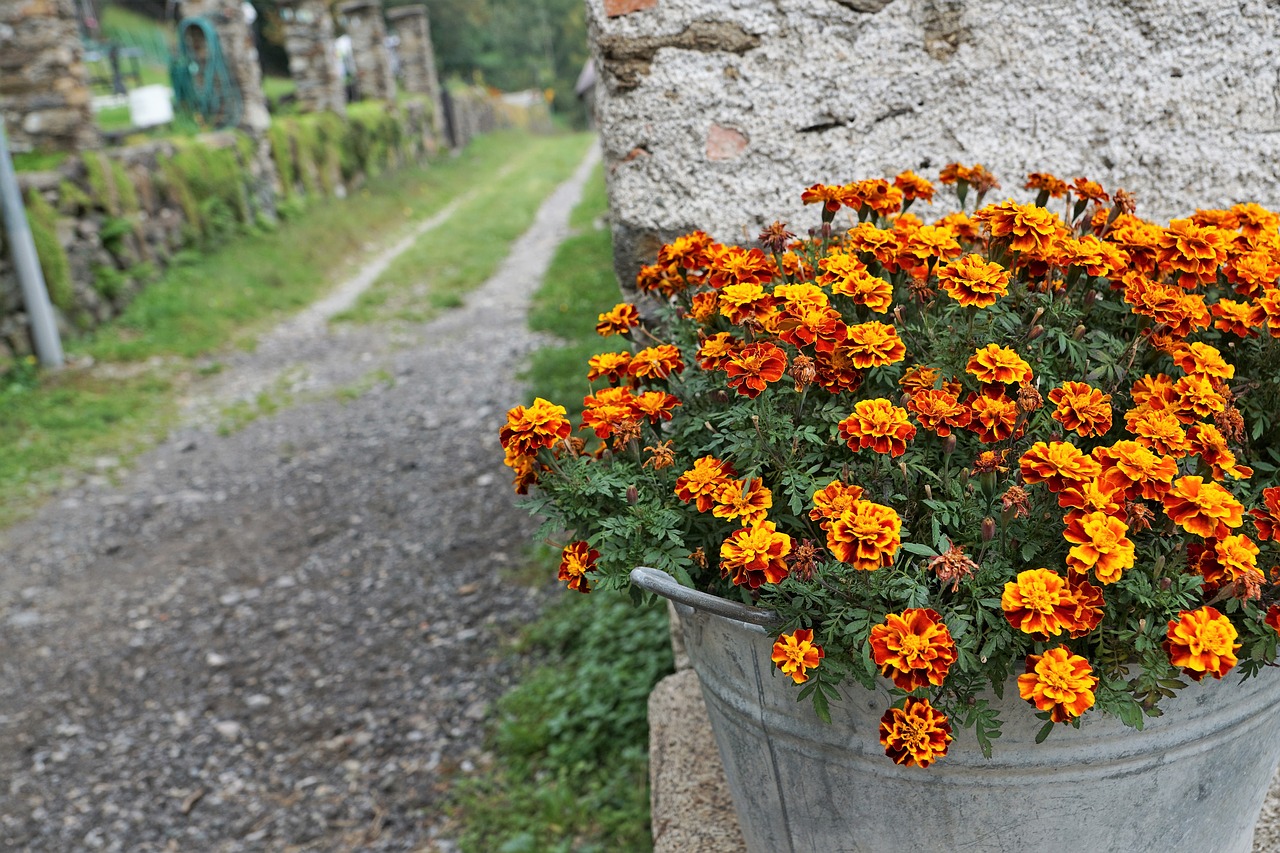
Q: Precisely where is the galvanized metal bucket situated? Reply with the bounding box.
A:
[632,566,1280,853]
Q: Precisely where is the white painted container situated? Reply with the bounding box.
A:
[632,566,1280,853]
[128,85,174,129]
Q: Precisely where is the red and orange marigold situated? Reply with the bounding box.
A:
[674,455,735,512]
[838,399,917,457]
[724,342,788,399]
[720,521,792,589]
[1162,476,1245,539]
[1048,382,1113,438]
[771,628,824,684]
[558,541,599,593]
[936,254,1011,308]
[1001,568,1079,637]
[499,398,571,457]
[880,698,952,768]
[595,302,641,337]
[966,344,1033,385]
[1017,647,1097,723]
[825,499,901,571]
[1164,607,1240,681]
[1063,511,1135,584]
[869,609,957,692]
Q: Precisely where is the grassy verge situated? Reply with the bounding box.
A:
[449,164,674,852]
[332,132,594,326]
[0,131,568,527]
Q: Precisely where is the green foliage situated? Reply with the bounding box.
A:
[23,189,74,312]
[268,122,295,200]
[12,150,70,172]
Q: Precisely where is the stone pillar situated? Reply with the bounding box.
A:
[0,0,98,153]
[278,0,346,115]
[179,0,271,134]
[386,6,442,134]
[336,0,395,103]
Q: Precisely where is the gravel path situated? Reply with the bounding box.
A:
[0,142,602,852]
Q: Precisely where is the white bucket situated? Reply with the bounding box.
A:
[128,85,174,129]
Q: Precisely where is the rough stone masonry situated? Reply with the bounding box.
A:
[0,0,98,153]
[584,0,1280,289]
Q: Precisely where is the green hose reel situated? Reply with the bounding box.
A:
[170,17,243,130]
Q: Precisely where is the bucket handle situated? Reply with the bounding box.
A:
[630,566,780,627]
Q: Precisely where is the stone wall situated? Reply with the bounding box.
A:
[0,0,98,154]
[181,0,271,134]
[0,98,442,361]
[279,0,347,116]
[586,0,1280,288]
[337,0,396,103]
[387,5,443,139]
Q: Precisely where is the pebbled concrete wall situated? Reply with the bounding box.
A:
[585,0,1280,289]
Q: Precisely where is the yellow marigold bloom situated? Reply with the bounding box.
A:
[1211,298,1263,337]
[1017,647,1097,723]
[1162,476,1245,539]
[1124,405,1188,457]
[633,390,681,423]
[696,331,739,371]
[1058,477,1124,525]
[899,364,942,394]
[845,223,903,268]
[1164,606,1240,681]
[712,477,773,527]
[674,455,736,512]
[838,399,917,457]
[843,322,907,368]
[658,229,714,270]
[772,282,829,309]
[586,351,633,385]
[830,267,894,313]
[1093,440,1177,501]
[1173,375,1226,422]
[936,211,980,241]
[1177,341,1236,380]
[880,698,952,768]
[718,281,776,324]
[1024,172,1069,198]
[894,170,935,203]
[595,302,640,337]
[936,254,1011,308]
[1157,218,1229,288]
[907,388,972,437]
[1001,568,1078,637]
[628,344,685,380]
[1019,441,1102,493]
[902,225,963,266]
[720,520,792,589]
[1063,511,1135,584]
[499,397,571,457]
[724,342,788,399]
[1047,381,1113,438]
[808,480,866,524]
[869,609,957,692]
[966,343,1032,384]
[1215,534,1260,583]
[976,200,1062,255]
[966,386,1021,443]
[1130,373,1178,410]
[826,499,901,571]
[558,541,599,593]
[1187,423,1252,481]
[1057,235,1128,279]
[772,628,824,684]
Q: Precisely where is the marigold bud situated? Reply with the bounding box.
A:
[1159,577,1172,591]
[943,435,957,456]
[1027,324,1045,341]
[981,517,996,541]
[1073,324,1086,340]
[626,484,639,504]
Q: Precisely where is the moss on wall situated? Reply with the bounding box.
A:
[23,190,74,313]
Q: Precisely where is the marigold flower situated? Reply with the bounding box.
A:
[902,225,962,267]
[1214,533,1260,583]
[771,628,823,684]
[809,480,866,525]
[844,178,904,217]
[1057,235,1127,279]
[791,354,817,391]
[826,499,901,571]
[907,388,972,436]
[846,223,903,269]
[966,385,1022,443]
[712,477,773,527]
[758,221,796,254]
[636,262,687,296]
[1225,250,1280,296]
[869,609,957,692]
[1177,342,1236,381]
[1067,576,1105,639]
[838,399,917,457]
[812,347,867,394]
[629,344,685,380]
[633,390,681,423]
[724,342,788,399]
[1063,511,1135,584]
[500,397,571,457]
[1024,172,1069,198]
[928,545,979,592]
[658,230,714,270]
[894,170,935,203]
[899,364,942,394]
[1001,568,1078,636]
[587,351,633,385]
[936,254,1011,308]
[1267,604,1280,638]
[1250,487,1280,541]
[1164,606,1240,681]
[1017,383,1044,413]
[1187,423,1252,481]
[1047,382,1112,438]
[720,520,792,588]
[1058,478,1125,524]
[558,541,599,593]
[801,183,846,214]
[966,343,1033,384]
[830,267,895,313]
[1124,406,1188,458]
[696,331,739,371]
[595,302,641,337]
[707,246,777,289]
[643,440,676,471]
[971,449,1008,475]
[976,200,1062,255]
[1173,375,1226,422]
[1019,441,1101,493]
[1210,298,1262,337]
[503,445,543,494]
[1017,647,1097,723]
[1157,218,1229,288]
[1071,177,1109,204]
[937,163,971,185]
[880,698,953,768]
[1162,476,1245,539]
[674,455,735,512]
[581,386,640,439]
[842,322,907,368]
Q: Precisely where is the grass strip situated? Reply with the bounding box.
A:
[448,164,674,852]
[0,130,555,526]
[332,132,594,326]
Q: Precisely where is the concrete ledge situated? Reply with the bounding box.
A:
[648,669,746,853]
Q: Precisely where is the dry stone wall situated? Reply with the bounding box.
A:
[387,6,443,139]
[0,0,98,153]
[279,0,347,115]
[337,0,396,103]
[586,0,1280,287]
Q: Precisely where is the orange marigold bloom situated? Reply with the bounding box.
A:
[771,628,824,684]
[712,478,773,527]
[1025,172,1069,199]
[1047,381,1113,438]
[687,290,718,322]
[503,445,542,495]
[635,262,687,297]
[966,343,1032,384]
[1063,511,1135,584]
[500,397,571,457]
[1162,476,1245,539]
[633,390,681,423]
[976,200,1062,255]
[966,385,1022,443]
[720,521,792,589]
[894,170,935,203]
[1071,177,1109,204]
[1187,423,1252,482]
[845,223,903,269]
[558,541,599,593]
[776,302,846,352]
[907,388,972,437]
[1224,250,1280,297]
[1001,568,1079,637]
[1164,607,1239,681]
[658,230,714,270]
[1067,576,1105,639]
[1258,287,1280,338]
[899,364,942,394]
[696,331,739,371]
[1177,341,1236,381]
[595,302,641,337]
[707,246,777,289]
[1173,375,1226,422]
[826,499,901,571]
[1057,235,1128,279]
[880,698,952,768]
[843,178,904,217]
[838,399,917,457]
[1124,406,1188,458]
[801,183,846,214]
[901,225,963,267]
[936,254,1011,308]
[675,455,736,512]
[843,322,907,368]
[628,344,685,380]
[1058,478,1125,525]
[1250,487,1280,541]
[1017,647,1097,723]
[830,267,895,314]
[1210,298,1263,337]
[938,162,971,185]
[718,281,777,324]
[580,386,640,439]
[1214,533,1260,583]
[809,480,866,525]
[1130,373,1179,410]
[1019,440,1103,493]
[587,351,633,385]
[724,342,788,399]
[1093,440,1178,501]
[1157,218,1229,288]
[1231,202,1280,241]
[869,609,957,692]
